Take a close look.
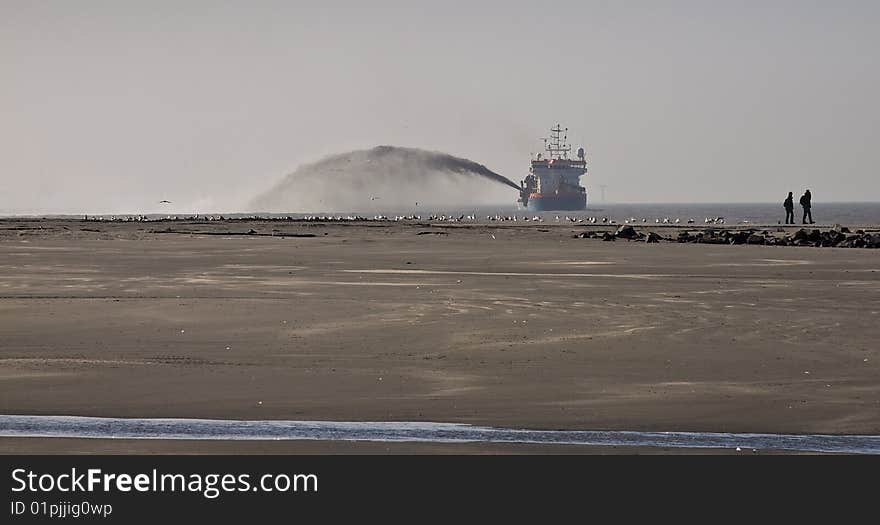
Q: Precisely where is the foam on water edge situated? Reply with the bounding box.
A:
[2,415,879,454]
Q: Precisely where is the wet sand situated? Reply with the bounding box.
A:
[1,219,878,453]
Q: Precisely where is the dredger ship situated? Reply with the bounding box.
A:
[518,124,588,211]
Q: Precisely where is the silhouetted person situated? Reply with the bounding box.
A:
[783,192,794,224]
[799,189,814,224]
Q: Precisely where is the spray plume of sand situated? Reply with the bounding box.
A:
[250,146,520,213]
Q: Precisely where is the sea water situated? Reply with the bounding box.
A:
[2,415,879,454]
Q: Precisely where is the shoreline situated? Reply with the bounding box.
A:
[3,415,877,454]
[0,437,763,455]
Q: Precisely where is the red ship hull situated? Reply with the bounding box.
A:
[526,192,587,211]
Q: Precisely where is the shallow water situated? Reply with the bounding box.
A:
[2,415,879,454]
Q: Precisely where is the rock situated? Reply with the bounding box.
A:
[729,231,750,245]
[827,231,846,245]
[615,225,637,239]
[698,236,728,245]
[575,224,877,250]
[746,234,765,245]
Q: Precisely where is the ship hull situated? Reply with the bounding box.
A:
[527,193,587,211]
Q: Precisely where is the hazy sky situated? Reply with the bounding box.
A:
[2,1,878,213]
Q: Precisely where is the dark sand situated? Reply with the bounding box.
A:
[1,219,878,453]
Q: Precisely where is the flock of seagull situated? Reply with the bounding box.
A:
[289,214,729,225]
[85,213,728,224]
[623,216,726,225]
[306,214,725,224]
[149,199,730,225]
[368,214,728,224]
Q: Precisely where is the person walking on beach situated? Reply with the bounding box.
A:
[783,192,794,224]
[799,189,814,224]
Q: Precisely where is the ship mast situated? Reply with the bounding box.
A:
[541,123,571,160]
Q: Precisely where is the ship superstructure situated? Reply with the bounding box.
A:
[518,124,588,211]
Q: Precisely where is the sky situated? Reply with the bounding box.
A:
[2,0,878,213]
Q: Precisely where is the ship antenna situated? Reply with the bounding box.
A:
[564,127,569,158]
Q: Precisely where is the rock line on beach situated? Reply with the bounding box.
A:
[573,225,880,249]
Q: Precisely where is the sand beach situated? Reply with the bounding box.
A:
[1,218,878,453]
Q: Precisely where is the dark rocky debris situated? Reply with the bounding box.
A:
[573,227,880,248]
